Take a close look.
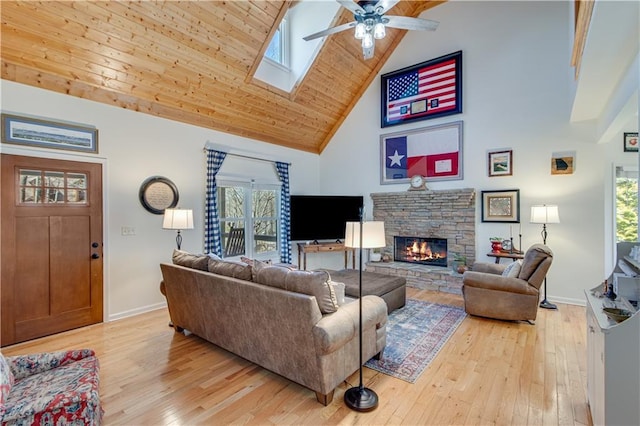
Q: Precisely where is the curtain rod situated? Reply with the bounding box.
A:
[203,146,291,166]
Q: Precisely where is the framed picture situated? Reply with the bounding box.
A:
[488,150,513,177]
[1,113,98,153]
[624,132,638,152]
[381,50,462,128]
[380,120,463,184]
[551,151,575,175]
[138,176,179,215]
[481,189,520,223]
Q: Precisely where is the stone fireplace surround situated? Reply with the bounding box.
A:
[367,188,476,294]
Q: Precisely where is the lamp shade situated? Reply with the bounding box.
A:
[162,208,194,230]
[344,221,385,249]
[530,205,560,224]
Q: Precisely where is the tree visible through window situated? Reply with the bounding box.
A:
[265,18,287,67]
[616,166,638,242]
[218,182,279,259]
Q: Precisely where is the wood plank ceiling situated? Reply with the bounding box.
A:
[1,1,445,154]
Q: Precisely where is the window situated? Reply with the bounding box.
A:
[218,181,280,259]
[264,18,288,67]
[615,165,638,242]
[18,169,87,204]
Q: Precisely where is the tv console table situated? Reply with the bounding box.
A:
[297,242,355,270]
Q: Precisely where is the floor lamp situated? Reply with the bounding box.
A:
[530,204,560,310]
[162,208,194,250]
[344,209,385,412]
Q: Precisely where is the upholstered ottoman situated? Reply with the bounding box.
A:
[327,269,406,313]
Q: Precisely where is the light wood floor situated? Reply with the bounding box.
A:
[1,288,592,426]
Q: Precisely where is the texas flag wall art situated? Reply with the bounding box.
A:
[381,121,463,184]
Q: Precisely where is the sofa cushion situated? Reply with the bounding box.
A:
[254,266,339,314]
[207,258,253,281]
[172,249,209,271]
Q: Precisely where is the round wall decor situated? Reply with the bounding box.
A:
[139,176,179,215]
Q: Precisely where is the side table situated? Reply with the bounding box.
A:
[487,251,524,264]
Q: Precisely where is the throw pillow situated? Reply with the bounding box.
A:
[240,257,278,281]
[207,258,253,281]
[172,249,209,271]
[331,281,346,305]
[254,266,339,314]
[502,260,522,278]
[285,270,339,314]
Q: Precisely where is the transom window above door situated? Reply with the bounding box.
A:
[18,169,88,205]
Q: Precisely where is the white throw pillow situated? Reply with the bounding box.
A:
[331,281,346,305]
[502,259,523,278]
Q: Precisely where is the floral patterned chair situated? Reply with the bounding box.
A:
[0,349,102,425]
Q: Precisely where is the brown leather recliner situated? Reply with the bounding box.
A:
[461,244,553,322]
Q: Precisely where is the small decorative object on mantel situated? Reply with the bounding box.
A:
[451,254,468,274]
[408,175,427,191]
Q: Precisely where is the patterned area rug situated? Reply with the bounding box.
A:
[365,299,466,383]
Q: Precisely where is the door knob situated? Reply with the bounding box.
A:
[91,253,100,259]
[92,242,99,248]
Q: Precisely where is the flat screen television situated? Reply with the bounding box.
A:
[289,195,363,242]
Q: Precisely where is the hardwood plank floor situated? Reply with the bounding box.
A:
[1,288,592,425]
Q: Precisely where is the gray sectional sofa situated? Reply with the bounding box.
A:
[159,250,388,405]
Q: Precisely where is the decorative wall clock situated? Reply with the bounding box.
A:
[139,176,179,215]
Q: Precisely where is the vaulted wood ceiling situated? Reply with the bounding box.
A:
[1,1,446,154]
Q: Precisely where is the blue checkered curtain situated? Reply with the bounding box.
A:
[204,149,227,255]
[275,161,292,264]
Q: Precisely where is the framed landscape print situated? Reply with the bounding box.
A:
[481,189,520,223]
[1,113,98,153]
[488,150,513,177]
[381,50,462,128]
[380,120,463,184]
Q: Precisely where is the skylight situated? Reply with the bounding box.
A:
[254,1,340,93]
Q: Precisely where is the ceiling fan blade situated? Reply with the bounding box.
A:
[373,0,400,15]
[384,15,439,31]
[337,0,366,16]
[303,21,357,41]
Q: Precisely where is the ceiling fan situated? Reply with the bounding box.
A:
[303,0,439,60]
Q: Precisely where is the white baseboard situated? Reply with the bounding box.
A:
[108,302,167,322]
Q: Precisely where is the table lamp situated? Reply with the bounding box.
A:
[163,208,194,250]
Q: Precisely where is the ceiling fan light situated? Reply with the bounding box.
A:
[354,23,366,39]
[362,32,374,49]
[374,22,386,39]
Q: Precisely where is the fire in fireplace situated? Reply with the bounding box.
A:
[394,236,448,267]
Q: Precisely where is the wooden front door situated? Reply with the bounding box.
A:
[1,154,103,346]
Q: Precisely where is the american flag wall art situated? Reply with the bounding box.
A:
[381,51,462,128]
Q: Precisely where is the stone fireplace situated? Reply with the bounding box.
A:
[367,188,476,294]
[394,236,448,267]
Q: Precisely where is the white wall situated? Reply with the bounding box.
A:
[0,81,321,320]
[321,0,634,305]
